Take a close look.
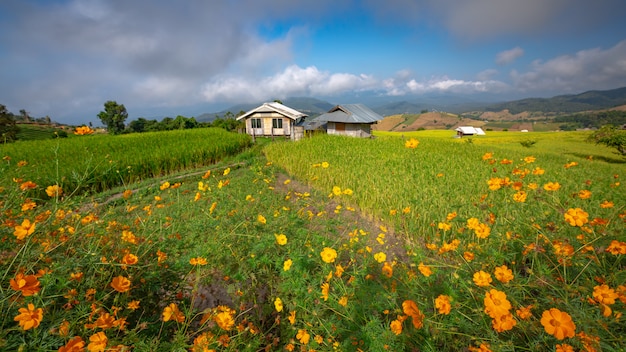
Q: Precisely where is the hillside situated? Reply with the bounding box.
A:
[196,97,334,122]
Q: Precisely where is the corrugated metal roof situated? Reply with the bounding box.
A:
[455,126,486,135]
[236,102,308,121]
[316,104,384,124]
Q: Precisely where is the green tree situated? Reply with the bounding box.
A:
[1,104,18,143]
[97,100,128,135]
[588,125,626,156]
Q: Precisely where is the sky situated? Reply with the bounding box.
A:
[1,0,626,125]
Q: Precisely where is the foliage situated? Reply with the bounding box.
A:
[0,128,251,198]
[0,104,19,143]
[553,110,626,129]
[588,125,626,156]
[520,139,537,148]
[1,132,624,351]
[97,100,128,135]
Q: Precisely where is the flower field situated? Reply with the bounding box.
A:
[1,130,624,351]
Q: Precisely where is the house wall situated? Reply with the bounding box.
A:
[245,112,291,137]
[327,122,372,138]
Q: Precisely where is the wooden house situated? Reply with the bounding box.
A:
[236,102,307,140]
[311,104,384,138]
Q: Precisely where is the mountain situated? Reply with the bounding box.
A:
[483,87,626,114]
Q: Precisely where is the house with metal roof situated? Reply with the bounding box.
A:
[311,104,384,138]
[236,102,308,140]
[455,126,486,137]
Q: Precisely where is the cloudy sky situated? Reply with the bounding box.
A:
[1,0,626,125]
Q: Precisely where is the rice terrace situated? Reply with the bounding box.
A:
[1,126,625,351]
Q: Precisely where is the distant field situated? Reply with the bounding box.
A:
[15,123,71,140]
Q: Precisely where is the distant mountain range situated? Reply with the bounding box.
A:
[196,86,626,122]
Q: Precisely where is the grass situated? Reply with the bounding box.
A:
[1,131,624,351]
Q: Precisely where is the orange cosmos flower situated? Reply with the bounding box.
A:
[555,344,575,352]
[87,331,107,352]
[274,233,287,245]
[524,156,536,163]
[390,318,403,335]
[14,219,36,240]
[320,247,338,263]
[606,240,626,255]
[127,300,140,311]
[563,208,589,227]
[564,161,578,168]
[474,223,491,239]
[402,300,425,329]
[593,285,618,305]
[578,190,592,199]
[532,167,545,175]
[288,310,296,325]
[418,262,433,277]
[74,126,94,135]
[438,222,451,231]
[463,251,475,262]
[122,253,138,265]
[45,185,63,197]
[110,276,131,293]
[10,273,41,296]
[382,262,393,278]
[543,182,561,191]
[59,336,85,352]
[20,181,37,190]
[487,177,503,190]
[159,182,170,190]
[435,295,451,315]
[500,158,512,165]
[473,270,493,287]
[163,303,185,323]
[466,217,480,230]
[600,200,614,208]
[482,152,493,160]
[468,343,492,352]
[494,265,514,283]
[21,199,37,211]
[540,308,576,340]
[405,138,419,148]
[14,303,43,330]
[483,289,511,319]
[189,257,207,266]
[214,309,234,330]
[491,313,516,332]
[516,305,533,320]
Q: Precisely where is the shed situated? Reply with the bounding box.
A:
[236,102,307,140]
[314,104,384,138]
[455,126,486,138]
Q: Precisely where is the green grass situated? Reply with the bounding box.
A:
[1,131,624,351]
[15,124,68,140]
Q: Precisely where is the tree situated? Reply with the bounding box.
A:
[97,100,128,135]
[588,125,626,156]
[0,104,18,143]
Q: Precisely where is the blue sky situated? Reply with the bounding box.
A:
[1,0,626,125]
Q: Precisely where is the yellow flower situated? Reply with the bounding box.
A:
[405,138,420,148]
[564,208,589,227]
[335,264,344,277]
[494,265,514,283]
[512,190,527,203]
[466,217,480,230]
[342,188,354,195]
[332,186,342,196]
[373,252,387,263]
[14,303,43,330]
[438,222,451,231]
[321,282,330,301]
[418,262,433,277]
[288,311,296,325]
[338,296,348,307]
[110,276,131,293]
[320,247,338,263]
[540,308,576,340]
[257,214,267,224]
[159,181,170,190]
[274,297,283,312]
[321,161,329,168]
[600,200,614,208]
[163,303,185,323]
[473,271,492,287]
[435,295,451,315]
[223,167,230,176]
[532,167,545,175]
[14,219,36,240]
[524,156,536,163]
[543,182,561,191]
[283,259,293,271]
[474,223,491,239]
[296,329,310,344]
[45,185,63,197]
[275,233,288,245]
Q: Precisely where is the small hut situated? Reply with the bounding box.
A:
[236,102,307,140]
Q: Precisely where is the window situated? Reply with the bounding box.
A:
[251,118,261,128]
[272,118,283,129]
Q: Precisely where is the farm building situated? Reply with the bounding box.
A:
[311,104,384,138]
[237,102,308,140]
[455,126,486,138]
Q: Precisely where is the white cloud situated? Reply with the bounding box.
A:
[511,40,626,93]
[496,47,524,65]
